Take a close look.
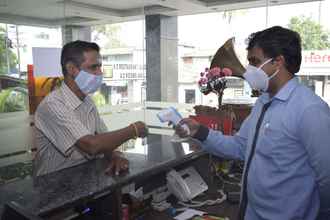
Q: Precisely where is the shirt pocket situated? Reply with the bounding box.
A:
[257,120,285,156]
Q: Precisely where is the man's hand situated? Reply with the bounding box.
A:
[131,121,148,138]
[176,118,201,138]
[105,151,129,176]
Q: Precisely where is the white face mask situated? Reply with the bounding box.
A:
[243,58,279,92]
[74,70,103,95]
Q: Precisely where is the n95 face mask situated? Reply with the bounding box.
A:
[243,58,278,92]
[75,70,103,94]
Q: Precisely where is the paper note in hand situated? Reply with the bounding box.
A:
[157,107,190,135]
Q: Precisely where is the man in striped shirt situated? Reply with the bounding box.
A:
[34,40,148,176]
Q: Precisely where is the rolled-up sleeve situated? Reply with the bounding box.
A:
[299,103,330,213]
[35,101,92,156]
[201,114,251,161]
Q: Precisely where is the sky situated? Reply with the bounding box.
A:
[116,0,330,50]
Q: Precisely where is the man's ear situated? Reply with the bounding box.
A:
[65,61,80,78]
[272,55,285,68]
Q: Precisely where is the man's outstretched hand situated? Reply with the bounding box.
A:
[105,151,129,176]
[131,121,148,138]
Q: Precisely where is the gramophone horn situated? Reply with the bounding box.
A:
[210,37,246,78]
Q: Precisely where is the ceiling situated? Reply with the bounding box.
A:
[0,0,320,27]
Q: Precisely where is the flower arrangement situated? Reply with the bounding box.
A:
[198,67,233,108]
[198,67,232,95]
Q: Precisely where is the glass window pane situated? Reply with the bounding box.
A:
[90,18,147,153]
[0,24,63,175]
[178,9,264,107]
[268,0,330,104]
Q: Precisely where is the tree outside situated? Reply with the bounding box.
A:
[288,16,330,99]
[92,24,126,49]
[288,15,330,50]
[0,26,24,113]
[0,87,28,112]
[222,9,247,24]
[0,26,18,75]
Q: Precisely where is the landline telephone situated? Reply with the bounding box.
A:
[166,166,208,202]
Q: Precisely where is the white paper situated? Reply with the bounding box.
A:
[32,47,62,77]
[174,208,206,220]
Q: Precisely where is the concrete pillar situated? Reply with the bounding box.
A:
[62,25,91,45]
[145,15,178,102]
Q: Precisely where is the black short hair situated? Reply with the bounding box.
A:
[61,40,100,76]
[246,26,302,74]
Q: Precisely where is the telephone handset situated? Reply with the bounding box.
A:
[166,167,208,202]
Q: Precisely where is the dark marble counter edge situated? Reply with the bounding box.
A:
[0,150,207,218]
[38,150,207,216]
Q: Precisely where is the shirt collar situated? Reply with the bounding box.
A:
[259,77,299,104]
[60,82,83,110]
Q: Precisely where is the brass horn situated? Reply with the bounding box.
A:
[210,37,245,78]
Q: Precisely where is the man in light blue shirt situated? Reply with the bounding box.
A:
[177,26,330,220]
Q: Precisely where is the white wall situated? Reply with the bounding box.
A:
[178,84,200,104]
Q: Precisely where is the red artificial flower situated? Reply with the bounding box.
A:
[222,67,232,76]
[209,67,221,77]
[197,66,232,96]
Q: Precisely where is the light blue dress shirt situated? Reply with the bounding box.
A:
[201,78,330,220]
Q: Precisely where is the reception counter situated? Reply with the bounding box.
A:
[0,134,238,219]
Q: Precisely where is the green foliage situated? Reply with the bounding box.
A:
[92,91,106,107]
[0,88,11,112]
[222,9,247,24]
[288,16,330,50]
[92,24,126,49]
[0,26,18,75]
[0,88,28,113]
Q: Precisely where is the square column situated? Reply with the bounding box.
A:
[145,15,178,102]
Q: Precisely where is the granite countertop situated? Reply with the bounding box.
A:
[0,135,206,217]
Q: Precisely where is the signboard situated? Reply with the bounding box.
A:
[302,50,330,68]
[103,63,146,80]
[299,50,330,76]
[103,65,113,78]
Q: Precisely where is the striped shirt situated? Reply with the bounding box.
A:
[34,83,107,176]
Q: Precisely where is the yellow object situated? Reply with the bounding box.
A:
[33,77,63,97]
[28,76,63,115]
